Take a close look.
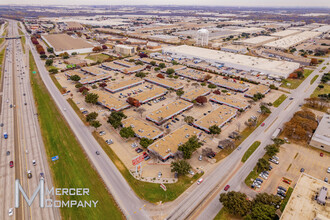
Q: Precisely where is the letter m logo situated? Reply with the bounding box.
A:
[15,178,44,208]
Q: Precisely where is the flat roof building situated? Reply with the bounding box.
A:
[94,90,130,111]
[238,36,277,47]
[105,78,144,93]
[101,61,146,74]
[146,100,193,125]
[148,125,202,161]
[271,30,301,38]
[310,114,330,152]
[181,88,210,102]
[280,173,330,220]
[193,105,237,133]
[79,73,112,85]
[42,34,94,55]
[122,117,164,140]
[209,95,249,110]
[264,31,321,50]
[114,44,136,56]
[244,84,270,98]
[163,45,300,78]
[132,87,167,104]
[208,76,249,92]
[175,68,209,81]
[81,66,113,76]
[145,77,184,91]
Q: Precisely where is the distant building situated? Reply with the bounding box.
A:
[221,45,248,54]
[309,114,330,152]
[114,44,136,56]
[196,29,209,46]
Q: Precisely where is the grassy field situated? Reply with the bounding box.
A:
[85,53,110,62]
[214,208,231,220]
[93,131,203,203]
[241,141,261,163]
[0,48,5,79]
[0,29,8,45]
[310,83,330,98]
[18,29,25,53]
[29,51,123,220]
[280,187,293,211]
[50,74,67,94]
[281,69,314,89]
[310,75,319,84]
[273,94,287,107]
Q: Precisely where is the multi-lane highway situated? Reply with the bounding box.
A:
[0,20,60,220]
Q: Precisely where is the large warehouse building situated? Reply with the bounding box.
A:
[42,34,94,55]
[309,114,330,152]
[162,45,300,78]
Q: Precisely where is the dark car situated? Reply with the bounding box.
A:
[6,151,10,156]
[218,145,224,149]
[95,151,100,155]
[144,156,150,161]
[300,168,305,172]
[175,118,179,121]
[135,148,143,153]
[172,120,176,123]
[278,186,287,192]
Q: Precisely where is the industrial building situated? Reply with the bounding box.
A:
[175,68,208,81]
[238,36,277,47]
[147,125,202,161]
[244,84,270,98]
[309,114,330,152]
[105,78,144,93]
[79,73,112,85]
[208,76,249,92]
[94,90,130,111]
[280,173,330,220]
[102,61,146,74]
[271,30,301,38]
[181,88,210,102]
[163,45,300,78]
[144,77,184,91]
[221,45,248,54]
[209,95,249,110]
[114,44,136,56]
[122,117,164,140]
[81,66,113,76]
[131,87,167,104]
[42,34,94,55]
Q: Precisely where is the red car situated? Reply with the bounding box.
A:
[224,185,230,191]
[9,161,14,168]
[283,179,291,184]
[261,123,265,127]
[320,153,324,157]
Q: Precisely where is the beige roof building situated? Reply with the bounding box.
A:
[81,66,113,76]
[148,125,202,161]
[309,114,330,152]
[105,78,144,93]
[79,73,112,85]
[181,88,211,102]
[176,68,209,81]
[209,95,249,110]
[193,105,237,133]
[122,117,164,140]
[132,87,167,104]
[145,77,184,91]
[94,90,130,111]
[208,76,249,92]
[244,84,270,98]
[146,100,193,125]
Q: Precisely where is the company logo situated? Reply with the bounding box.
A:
[15,178,98,208]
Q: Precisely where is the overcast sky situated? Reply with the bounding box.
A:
[4,0,330,7]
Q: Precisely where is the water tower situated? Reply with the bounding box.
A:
[196,29,209,46]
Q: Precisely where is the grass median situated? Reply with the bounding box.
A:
[310,75,319,84]
[280,187,293,211]
[241,141,261,163]
[273,94,287,107]
[18,29,25,53]
[29,51,123,219]
[0,48,5,79]
[281,69,313,89]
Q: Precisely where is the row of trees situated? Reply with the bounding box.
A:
[86,112,101,129]
[178,136,203,159]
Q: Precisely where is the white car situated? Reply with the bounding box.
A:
[197,178,204,185]
[8,208,13,216]
[189,170,195,175]
[327,167,330,173]
[99,131,106,136]
[32,160,36,166]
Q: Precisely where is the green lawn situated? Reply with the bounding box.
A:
[310,75,319,84]
[280,187,293,211]
[241,141,261,162]
[245,154,271,186]
[85,53,110,62]
[50,74,66,94]
[281,69,314,89]
[273,94,287,107]
[214,208,231,220]
[18,29,25,53]
[29,51,123,220]
[0,48,5,79]
[93,132,203,203]
[310,84,330,98]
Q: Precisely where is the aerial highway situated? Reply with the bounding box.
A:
[22,22,150,220]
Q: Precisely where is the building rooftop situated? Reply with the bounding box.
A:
[146,100,193,124]
[102,62,125,70]
[232,27,265,33]
[209,95,249,110]
[176,68,209,81]
[145,77,184,90]
[122,117,163,140]
[132,87,167,103]
[94,90,129,111]
[311,114,330,147]
[148,125,201,158]
[193,105,237,131]
[163,45,300,78]
[79,73,112,84]
[244,84,270,97]
[81,66,113,76]
[105,78,144,92]
[280,173,330,220]
[271,30,301,37]
[42,34,93,52]
[240,36,277,45]
[181,88,210,102]
[208,76,249,92]
[64,70,86,78]
[265,31,321,50]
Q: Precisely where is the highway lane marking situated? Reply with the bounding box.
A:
[284,101,293,110]
[264,116,278,133]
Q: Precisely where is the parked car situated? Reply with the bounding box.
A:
[197,178,204,185]
[320,153,324,157]
[327,167,330,173]
[105,139,113,145]
[324,177,328,183]
[189,170,195,175]
[4,132,8,139]
[300,168,305,172]
[198,155,203,161]
[99,131,106,136]
[27,170,32,179]
[261,123,265,127]
[158,172,162,178]
[8,208,13,216]
[9,161,14,168]
[135,148,143,153]
[224,185,230,191]
[144,156,150,161]
[218,145,224,149]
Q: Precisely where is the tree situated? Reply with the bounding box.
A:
[90,120,101,129]
[170,160,191,176]
[136,107,146,117]
[150,61,156,66]
[219,191,251,217]
[135,60,144,65]
[78,86,89,93]
[102,45,108,50]
[92,46,102,52]
[99,82,107,88]
[201,82,206,86]
[318,85,324,89]
[120,126,135,139]
[172,60,179,65]
[195,96,207,105]
[71,52,77,55]
[140,138,153,148]
[256,158,270,172]
[70,74,81,82]
[127,97,140,107]
[40,54,47,59]
[159,63,166,69]
[184,116,194,125]
[107,111,127,129]
[75,83,83,88]
[209,125,221,135]
[49,68,58,74]
[252,92,265,101]
[48,55,55,59]
[156,73,164,78]
[265,144,279,157]
[45,59,53,66]
[260,105,271,114]
[208,84,217,89]
[176,89,184,97]
[85,93,99,104]
[245,203,276,220]
[166,68,175,74]
[273,138,285,146]
[178,136,202,159]
[86,112,98,122]
[135,72,147,78]
[47,47,54,53]
[253,193,281,207]
[154,67,160,72]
